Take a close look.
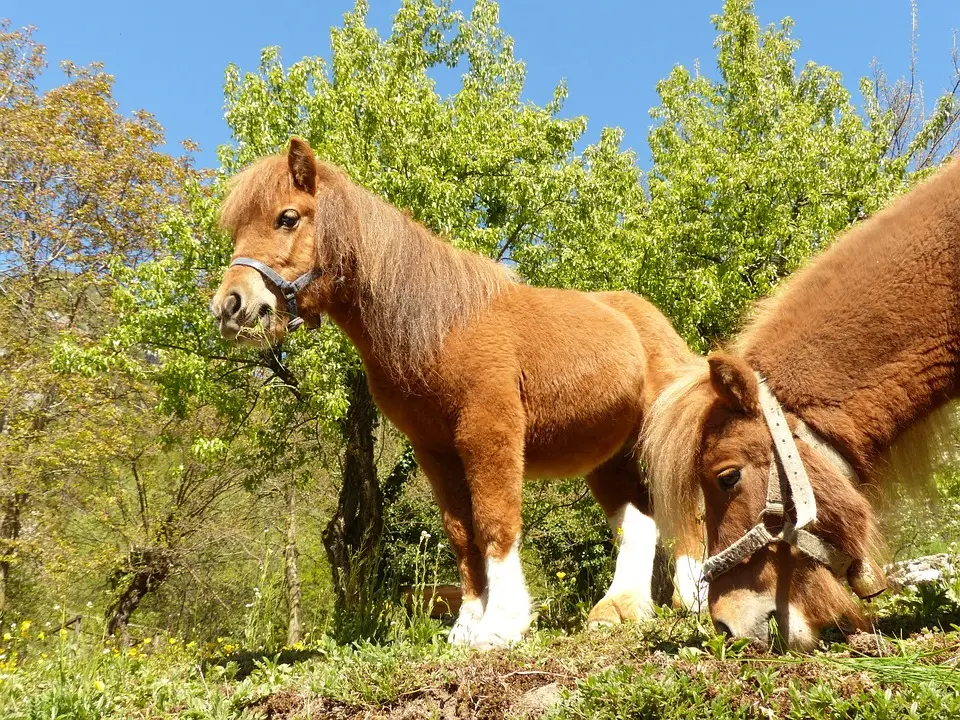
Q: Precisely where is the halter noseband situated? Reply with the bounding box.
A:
[702,375,886,600]
[229,257,320,331]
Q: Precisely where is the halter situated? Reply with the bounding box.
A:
[702,375,885,599]
[229,257,320,331]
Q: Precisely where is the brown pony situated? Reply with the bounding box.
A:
[210,138,706,649]
[644,157,960,650]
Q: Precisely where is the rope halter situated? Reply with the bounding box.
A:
[229,257,321,332]
[701,375,887,600]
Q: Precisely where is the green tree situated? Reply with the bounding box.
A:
[0,21,196,619]
[639,0,960,349]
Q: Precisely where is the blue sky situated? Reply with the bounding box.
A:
[9,1,959,169]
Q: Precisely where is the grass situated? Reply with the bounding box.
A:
[4,575,960,719]
[5,597,960,719]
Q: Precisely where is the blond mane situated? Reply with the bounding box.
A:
[221,155,514,380]
[642,360,711,540]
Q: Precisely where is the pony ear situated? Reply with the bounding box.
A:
[287,137,317,195]
[707,353,760,415]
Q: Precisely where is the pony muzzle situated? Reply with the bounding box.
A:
[847,558,887,600]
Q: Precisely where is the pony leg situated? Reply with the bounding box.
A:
[585,453,659,628]
[416,449,487,645]
[672,512,708,612]
[454,398,530,650]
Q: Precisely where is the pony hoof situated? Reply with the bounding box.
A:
[447,624,474,646]
[587,592,654,629]
[467,613,529,650]
[447,597,483,646]
[468,629,515,650]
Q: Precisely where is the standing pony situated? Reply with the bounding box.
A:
[211,138,705,649]
[644,157,960,650]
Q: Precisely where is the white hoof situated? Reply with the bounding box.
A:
[468,612,529,650]
[447,596,483,646]
[468,542,531,650]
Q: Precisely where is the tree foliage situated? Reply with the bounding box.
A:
[639,0,960,349]
[0,20,199,621]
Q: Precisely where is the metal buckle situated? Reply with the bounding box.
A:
[758,503,786,539]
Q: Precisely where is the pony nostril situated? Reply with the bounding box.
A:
[257,304,271,320]
[714,620,732,637]
[223,292,241,318]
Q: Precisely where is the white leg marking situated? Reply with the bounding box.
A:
[469,541,531,650]
[589,503,658,627]
[674,554,709,612]
[607,504,657,597]
[448,596,483,646]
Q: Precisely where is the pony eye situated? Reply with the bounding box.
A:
[717,468,742,491]
[278,209,300,229]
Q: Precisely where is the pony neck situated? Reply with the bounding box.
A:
[316,183,512,385]
[738,161,960,470]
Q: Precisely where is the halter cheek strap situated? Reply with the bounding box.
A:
[702,376,858,586]
[230,257,320,331]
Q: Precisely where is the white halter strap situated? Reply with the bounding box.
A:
[702,375,857,585]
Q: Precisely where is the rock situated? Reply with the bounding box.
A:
[511,682,563,719]
[846,631,894,656]
[885,553,957,593]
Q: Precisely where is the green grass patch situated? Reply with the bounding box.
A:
[4,603,960,718]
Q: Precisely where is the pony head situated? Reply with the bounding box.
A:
[211,138,352,345]
[646,352,882,650]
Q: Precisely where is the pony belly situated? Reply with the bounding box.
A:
[523,415,638,479]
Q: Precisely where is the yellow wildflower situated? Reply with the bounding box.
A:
[94,680,105,692]
[556,571,566,580]
[37,631,45,641]
[168,637,177,645]
[1,633,10,641]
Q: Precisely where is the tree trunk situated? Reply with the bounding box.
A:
[0,493,25,619]
[284,480,302,646]
[105,547,172,638]
[322,367,384,622]
[382,442,417,507]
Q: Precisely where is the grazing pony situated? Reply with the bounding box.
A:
[644,157,960,650]
[211,138,706,649]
